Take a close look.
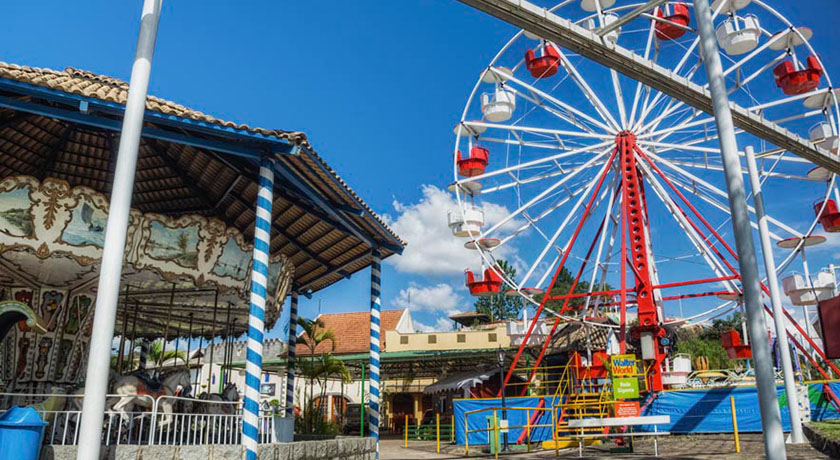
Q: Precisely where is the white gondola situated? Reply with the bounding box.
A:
[584,13,621,45]
[448,206,484,238]
[580,0,616,12]
[662,354,692,386]
[809,122,840,153]
[711,0,752,12]
[481,87,516,123]
[781,271,836,305]
[715,14,761,55]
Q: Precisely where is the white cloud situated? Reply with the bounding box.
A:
[393,282,466,312]
[383,185,521,277]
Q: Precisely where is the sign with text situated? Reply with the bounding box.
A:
[614,401,641,417]
[610,354,637,377]
[612,377,640,399]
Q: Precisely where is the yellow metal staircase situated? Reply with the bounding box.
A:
[542,353,612,449]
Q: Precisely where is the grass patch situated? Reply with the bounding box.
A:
[810,419,840,441]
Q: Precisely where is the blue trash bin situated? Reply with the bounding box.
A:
[0,406,48,460]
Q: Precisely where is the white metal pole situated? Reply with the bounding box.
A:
[693,1,787,458]
[75,1,162,459]
[745,145,805,444]
[799,249,817,346]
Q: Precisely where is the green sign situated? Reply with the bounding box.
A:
[612,377,639,399]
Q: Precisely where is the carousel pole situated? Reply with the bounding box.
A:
[76,1,162,458]
[285,289,299,418]
[185,313,193,371]
[138,339,150,373]
[158,284,176,370]
[242,156,275,460]
[222,301,233,388]
[694,0,786,458]
[194,326,203,390]
[206,290,219,390]
[745,145,805,444]
[128,303,139,370]
[369,248,382,459]
[117,301,129,372]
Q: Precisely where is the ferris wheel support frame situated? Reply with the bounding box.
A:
[694,0,785,456]
[455,0,840,173]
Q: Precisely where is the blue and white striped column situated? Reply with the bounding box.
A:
[368,249,382,458]
[242,157,274,460]
[285,289,299,418]
[137,339,150,372]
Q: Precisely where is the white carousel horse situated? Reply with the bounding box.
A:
[111,368,192,429]
[197,383,239,415]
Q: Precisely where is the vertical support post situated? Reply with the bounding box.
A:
[745,145,805,444]
[128,304,139,370]
[451,414,455,443]
[694,1,786,458]
[493,410,500,460]
[404,414,409,448]
[285,290,299,418]
[138,339,150,373]
[730,396,741,453]
[369,248,382,457]
[526,409,531,453]
[360,363,366,437]
[465,414,470,456]
[76,1,162,458]
[117,302,129,372]
[436,412,440,453]
[242,156,275,460]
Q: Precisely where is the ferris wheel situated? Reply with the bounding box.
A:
[449,0,840,387]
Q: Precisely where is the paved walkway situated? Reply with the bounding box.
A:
[380,434,828,459]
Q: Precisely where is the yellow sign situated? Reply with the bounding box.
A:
[610,354,636,377]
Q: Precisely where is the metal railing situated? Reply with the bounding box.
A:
[0,392,280,446]
[463,406,555,458]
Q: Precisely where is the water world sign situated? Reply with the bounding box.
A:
[610,354,636,377]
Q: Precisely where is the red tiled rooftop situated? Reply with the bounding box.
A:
[296,309,405,356]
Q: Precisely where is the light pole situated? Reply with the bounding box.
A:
[497,346,508,452]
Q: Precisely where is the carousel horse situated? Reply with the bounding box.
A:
[111,367,192,429]
[29,386,69,426]
[197,382,239,415]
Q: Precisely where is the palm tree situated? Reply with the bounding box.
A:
[297,317,336,432]
[315,353,351,426]
[149,339,187,367]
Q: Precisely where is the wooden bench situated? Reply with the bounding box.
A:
[567,415,671,457]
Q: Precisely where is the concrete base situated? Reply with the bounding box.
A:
[41,438,377,460]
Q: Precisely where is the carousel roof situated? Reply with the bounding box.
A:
[0,62,404,295]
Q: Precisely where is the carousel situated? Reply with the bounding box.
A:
[0,63,404,445]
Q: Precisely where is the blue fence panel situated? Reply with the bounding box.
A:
[453,396,560,445]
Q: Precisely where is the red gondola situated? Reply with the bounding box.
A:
[457,146,489,177]
[465,267,503,297]
[720,330,752,360]
[654,3,690,41]
[525,45,561,79]
[773,56,823,95]
[815,199,840,232]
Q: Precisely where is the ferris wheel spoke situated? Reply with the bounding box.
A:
[636,61,704,133]
[727,53,788,96]
[583,175,622,311]
[628,12,658,128]
[550,45,622,131]
[476,148,612,239]
[635,160,742,292]
[646,151,803,238]
[654,159,816,182]
[461,140,613,183]
[481,158,607,195]
[490,67,615,133]
[505,85,603,134]
[519,152,616,287]
[464,120,613,142]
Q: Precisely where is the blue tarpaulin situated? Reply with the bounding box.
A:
[454,396,560,445]
[452,381,840,444]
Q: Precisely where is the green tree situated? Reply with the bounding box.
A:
[534,266,612,315]
[474,259,522,321]
[296,316,336,433]
[315,353,351,427]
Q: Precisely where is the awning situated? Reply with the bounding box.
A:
[424,368,500,395]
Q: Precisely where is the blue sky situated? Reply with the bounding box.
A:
[3,1,839,339]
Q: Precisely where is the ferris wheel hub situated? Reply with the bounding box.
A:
[615,130,636,146]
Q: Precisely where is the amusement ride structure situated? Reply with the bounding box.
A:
[449,0,840,426]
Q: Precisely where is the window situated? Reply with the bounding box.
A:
[428,335,437,344]
[457,334,466,343]
[400,336,409,345]
[488,333,497,342]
